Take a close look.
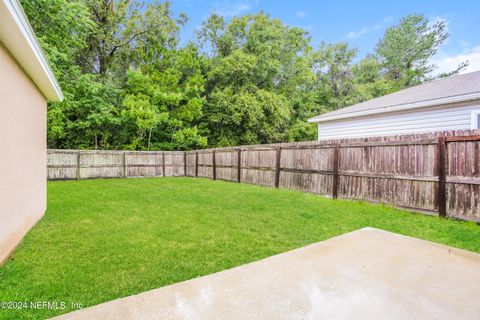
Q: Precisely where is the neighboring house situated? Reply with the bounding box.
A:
[0,0,62,263]
[308,71,480,140]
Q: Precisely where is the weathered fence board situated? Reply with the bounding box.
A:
[47,129,480,222]
[185,152,197,177]
[164,152,185,176]
[214,149,239,182]
[48,150,184,180]
[125,152,163,177]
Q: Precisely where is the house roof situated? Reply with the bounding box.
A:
[0,0,63,101]
[309,70,480,123]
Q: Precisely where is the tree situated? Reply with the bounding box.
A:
[198,13,316,145]
[22,0,108,149]
[376,14,467,87]
[203,87,290,146]
[22,1,466,150]
[52,73,122,149]
[196,13,227,57]
[79,0,185,76]
[121,45,208,150]
[313,42,357,110]
[23,0,194,150]
[350,56,396,103]
[20,0,95,77]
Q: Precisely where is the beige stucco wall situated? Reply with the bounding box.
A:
[0,43,47,263]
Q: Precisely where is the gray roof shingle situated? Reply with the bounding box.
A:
[309,70,480,122]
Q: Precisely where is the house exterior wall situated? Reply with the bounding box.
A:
[317,101,480,140]
[0,43,47,263]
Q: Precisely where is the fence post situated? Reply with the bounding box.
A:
[212,150,216,180]
[123,152,126,177]
[237,148,242,183]
[195,152,199,177]
[76,151,81,180]
[437,136,447,217]
[183,152,187,176]
[274,147,282,188]
[162,152,166,177]
[332,144,340,199]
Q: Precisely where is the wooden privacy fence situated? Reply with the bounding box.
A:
[185,130,480,222]
[48,130,480,222]
[47,150,185,180]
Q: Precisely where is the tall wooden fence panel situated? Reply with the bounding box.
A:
[47,130,480,222]
[48,150,186,180]
[444,136,480,221]
[164,152,186,176]
[185,152,197,177]
[337,140,438,212]
[240,148,277,187]
[215,149,239,182]
[280,145,334,196]
[78,151,124,179]
[196,151,214,178]
[125,152,163,177]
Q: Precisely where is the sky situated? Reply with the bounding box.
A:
[169,0,480,75]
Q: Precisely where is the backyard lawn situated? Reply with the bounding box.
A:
[1,177,479,319]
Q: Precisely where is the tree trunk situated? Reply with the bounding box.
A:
[147,128,152,151]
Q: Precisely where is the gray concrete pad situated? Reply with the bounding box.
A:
[52,227,480,320]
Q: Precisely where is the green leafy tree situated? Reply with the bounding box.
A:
[54,73,122,149]
[20,0,111,149]
[22,1,465,149]
[198,13,316,145]
[23,0,193,150]
[80,0,185,76]
[350,56,396,103]
[376,14,468,87]
[204,87,290,146]
[313,42,358,110]
[121,45,208,150]
[20,0,95,76]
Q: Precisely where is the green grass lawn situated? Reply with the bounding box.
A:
[1,177,479,319]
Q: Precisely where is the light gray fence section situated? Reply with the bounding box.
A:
[47,150,185,180]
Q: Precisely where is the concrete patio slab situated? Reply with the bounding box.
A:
[52,227,480,320]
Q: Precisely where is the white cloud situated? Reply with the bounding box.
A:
[347,27,368,39]
[303,25,314,32]
[429,16,450,30]
[431,46,480,75]
[383,16,394,23]
[346,16,393,39]
[295,11,306,19]
[212,1,255,17]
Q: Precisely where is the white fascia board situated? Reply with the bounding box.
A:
[308,92,480,123]
[0,0,63,101]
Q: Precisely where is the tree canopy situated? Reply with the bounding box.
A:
[21,1,468,150]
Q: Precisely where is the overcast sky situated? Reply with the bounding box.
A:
[170,0,480,75]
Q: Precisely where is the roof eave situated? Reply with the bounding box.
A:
[0,0,63,102]
[308,92,480,123]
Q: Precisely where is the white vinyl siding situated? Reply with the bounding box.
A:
[317,103,480,140]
